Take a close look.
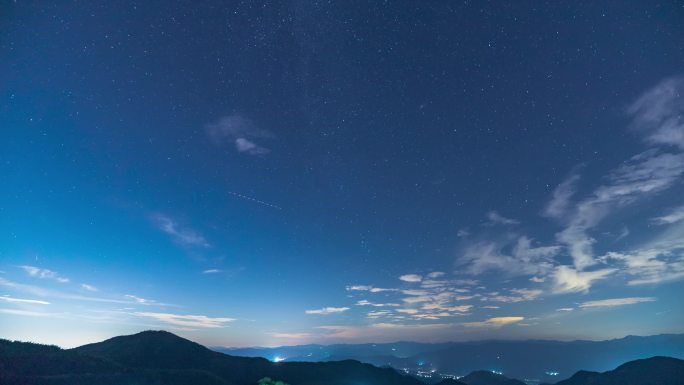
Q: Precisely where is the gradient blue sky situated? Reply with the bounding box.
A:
[1,1,684,348]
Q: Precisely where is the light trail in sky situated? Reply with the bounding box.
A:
[228,191,282,210]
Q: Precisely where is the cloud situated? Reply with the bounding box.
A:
[396,308,419,314]
[124,294,155,304]
[305,307,350,315]
[316,325,362,339]
[369,287,398,293]
[206,114,274,155]
[628,76,684,149]
[598,214,684,285]
[457,237,560,276]
[370,322,453,331]
[486,211,520,225]
[482,288,542,303]
[652,205,684,225]
[0,277,172,306]
[134,312,235,328]
[556,150,684,271]
[151,214,210,248]
[463,316,524,328]
[346,285,372,291]
[0,308,62,318]
[355,300,400,307]
[579,297,656,309]
[399,274,422,283]
[269,332,312,339]
[202,269,222,274]
[0,295,50,305]
[346,285,398,292]
[367,310,392,318]
[513,236,562,262]
[427,272,445,278]
[544,174,581,220]
[556,308,574,312]
[551,265,616,293]
[234,138,269,155]
[20,265,69,283]
[402,289,430,296]
[422,304,472,313]
[80,284,98,292]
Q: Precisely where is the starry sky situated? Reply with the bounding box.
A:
[2,1,684,348]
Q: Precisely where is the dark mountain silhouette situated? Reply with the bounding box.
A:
[551,356,684,385]
[1,331,683,385]
[0,330,424,385]
[219,334,684,381]
[459,370,526,385]
[434,379,467,385]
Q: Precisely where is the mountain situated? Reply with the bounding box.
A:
[459,370,526,385]
[552,356,684,385]
[0,330,424,385]
[435,380,467,385]
[2,331,683,385]
[218,334,684,382]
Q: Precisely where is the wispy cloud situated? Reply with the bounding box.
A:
[486,211,520,225]
[134,312,235,328]
[355,300,400,307]
[652,205,684,225]
[0,295,50,305]
[124,294,155,305]
[399,274,422,283]
[371,322,452,330]
[457,236,560,277]
[0,308,63,318]
[20,265,69,283]
[269,332,312,339]
[0,277,172,306]
[367,310,392,318]
[544,174,581,220]
[305,307,350,315]
[463,316,525,328]
[603,220,684,285]
[151,214,210,248]
[348,274,478,323]
[202,269,222,274]
[481,288,542,303]
[628,76,684,149]
[81,284,98,292]
[579,297,656,309]
[551,265,616,293]
[206,114,274,155]
[557,150,684,271]
[346,285,398,293]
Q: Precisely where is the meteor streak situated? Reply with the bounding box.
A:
[228,191,282,210]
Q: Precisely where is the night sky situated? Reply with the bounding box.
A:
[1,1,684,348]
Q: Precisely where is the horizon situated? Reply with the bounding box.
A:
[2,2,684,350]
[4,328,682,350]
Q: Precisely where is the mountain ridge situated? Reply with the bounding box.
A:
[1,331,683,385]
[217,333,684,382]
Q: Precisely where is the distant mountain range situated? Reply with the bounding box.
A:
[217,334,684,382]
[0,331,682,385]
